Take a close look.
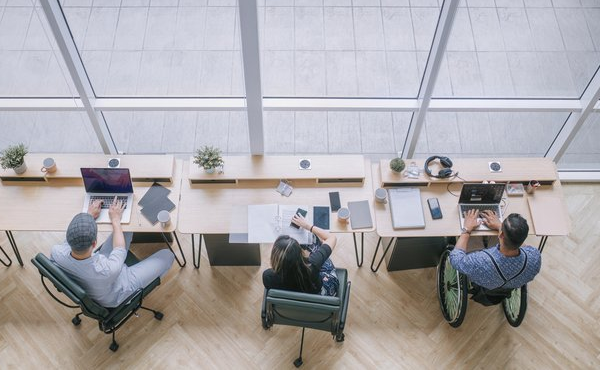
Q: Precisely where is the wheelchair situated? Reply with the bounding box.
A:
[436,247,527,328]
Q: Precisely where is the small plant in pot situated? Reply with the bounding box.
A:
[193,146,224,174]
[0,143,28,174]
[390,157,405,174]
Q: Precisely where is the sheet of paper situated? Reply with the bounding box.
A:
[247,204,279,243]
[279,205,312,244]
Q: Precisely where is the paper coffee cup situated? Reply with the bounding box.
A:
[157,210,171,228]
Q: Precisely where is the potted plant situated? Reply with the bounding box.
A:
[193,146,224,174]
[390,157,405,173]
[0,143,28,174]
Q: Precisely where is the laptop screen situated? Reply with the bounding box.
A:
[458,183,505,204]
[81,168,133,193]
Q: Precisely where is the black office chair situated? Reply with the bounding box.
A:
[261,268,351,367]
[31,252,164,352]
[437,247,527,328]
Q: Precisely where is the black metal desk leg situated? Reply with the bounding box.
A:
[353,232,364,267]
[0,245,12,267]
[6,231,23,267]
[538,235,549,253]
[192,234,202,269]
[161,231,186,268]
[370,237,395,273]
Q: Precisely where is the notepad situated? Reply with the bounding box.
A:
[347,200,373,229]
[527,196,570,236]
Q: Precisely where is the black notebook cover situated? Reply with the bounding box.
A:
[138,182,171,208]
[313,206,330,230]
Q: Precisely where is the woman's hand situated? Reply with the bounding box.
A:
[291,213,311,230]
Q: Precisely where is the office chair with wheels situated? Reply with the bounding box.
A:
[31,252,164,352]
[437,247,527,328]
[261,268,351,367]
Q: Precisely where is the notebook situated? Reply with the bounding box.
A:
[347,200,373,229]
[388,188,425,229]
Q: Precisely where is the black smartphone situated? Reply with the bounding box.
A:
[329,192,341,212]
[427,198,443,219]
[290,208,308,229]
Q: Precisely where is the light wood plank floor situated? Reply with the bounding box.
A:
[1,184,599,369]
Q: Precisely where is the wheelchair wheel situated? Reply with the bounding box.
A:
[437,249,468,328]
[502,284,527,327]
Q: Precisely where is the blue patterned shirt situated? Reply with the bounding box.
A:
[449,244,541,290]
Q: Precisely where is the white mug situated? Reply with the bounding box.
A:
[337,207,350,223]
[375,188,388,204]
[157,210,171,228]
[41,157,57,174]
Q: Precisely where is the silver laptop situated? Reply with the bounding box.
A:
[458,183,505,231]
[388,188,425,229]
[81,168,134,223]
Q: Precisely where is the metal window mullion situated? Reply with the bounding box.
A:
[401,0,460,159]
[40,0,116,154]
[238,0,264,155]
[545,69,600,162]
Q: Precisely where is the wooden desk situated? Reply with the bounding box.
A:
[371,158,570,272]
[178,156,376,268]
[0,156,186,267]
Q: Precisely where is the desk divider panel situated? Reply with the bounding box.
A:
[0,154,175,183]
[188,155,366,185]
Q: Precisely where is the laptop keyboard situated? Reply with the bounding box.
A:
[89,196,129,209]
[460,204,499,217]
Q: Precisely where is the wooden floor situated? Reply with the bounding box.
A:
[1,184,599,369]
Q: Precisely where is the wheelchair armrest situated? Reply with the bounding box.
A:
[103,288,144,324]
[339,281,351,330]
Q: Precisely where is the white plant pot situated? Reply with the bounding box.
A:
[13,162,27,174]
[204,167,215,174]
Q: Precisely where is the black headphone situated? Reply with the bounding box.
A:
[424,155,454,179]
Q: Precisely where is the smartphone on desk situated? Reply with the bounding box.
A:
[427,198,443,220]
[329,192,341,212]
[290,208,308,229]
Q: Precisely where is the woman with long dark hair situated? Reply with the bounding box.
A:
[262,214,339,296]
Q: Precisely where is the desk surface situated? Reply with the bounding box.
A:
[0,159,183,233]
[178,158,376,234]
[372,161,570,238]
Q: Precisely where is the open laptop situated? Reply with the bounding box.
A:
[81,168,134,223]
[458,183,505,231]
[388,188,425,229]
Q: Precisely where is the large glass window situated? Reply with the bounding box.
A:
[0,111,101,153]
[0,2,76,96]
[60,0,244,97]
[434,0,600,98]
[263,110,411,155]
[258,1,441,97]
[414,112,570,158]
[559,110,600,170]
[102,111,249,154]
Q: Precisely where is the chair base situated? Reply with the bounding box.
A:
[106,307,164,352]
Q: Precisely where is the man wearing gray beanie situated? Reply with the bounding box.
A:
[50,198,174,307]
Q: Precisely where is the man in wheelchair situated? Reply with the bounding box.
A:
[449,210,541,306]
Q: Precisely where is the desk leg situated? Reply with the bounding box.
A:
[370,237,395,273]
[538,236,549,253]
[161,231,186,268]
[352,232,364,267]
[0,245,12,267]
[6,231,23,267]
[192,234,202,269]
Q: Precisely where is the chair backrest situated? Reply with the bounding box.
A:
[264,268,350,335]
[31,253,109,319]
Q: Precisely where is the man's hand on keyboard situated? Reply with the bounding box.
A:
[87,199,103,219]
[108,196,125,223]
[481,210,501,231]
[464,209,481,232]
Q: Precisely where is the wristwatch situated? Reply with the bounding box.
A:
[461,227,471,235]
